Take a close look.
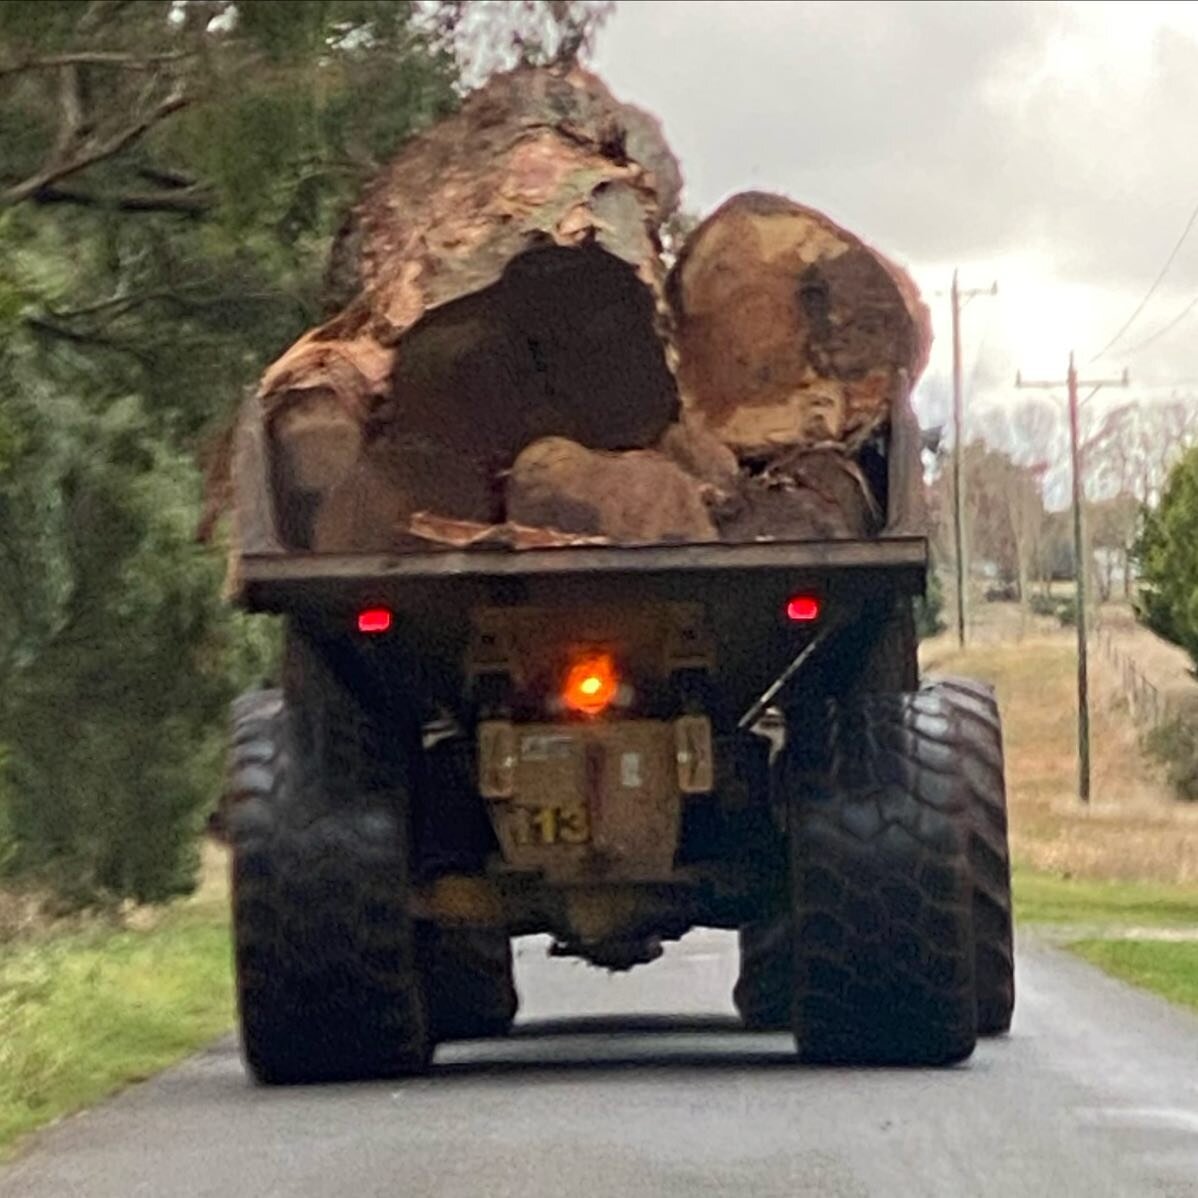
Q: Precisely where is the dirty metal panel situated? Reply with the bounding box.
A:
[674,715,714,794]
[486,720,681,884]
[467,603,712,693]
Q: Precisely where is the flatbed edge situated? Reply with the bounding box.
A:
[238,536,928,590]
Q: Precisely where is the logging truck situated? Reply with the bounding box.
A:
[218,64,1013,1083]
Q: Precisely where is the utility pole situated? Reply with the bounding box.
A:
[951,272,998,648]
[1016,354,1129,803]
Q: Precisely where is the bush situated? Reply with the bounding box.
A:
[1054,596,1077,627]
[0,400,277,905]
[1144,718,1198,802]
[1027,591,1076,625]
[1136,448,1198,670]
[1028,593,1059,619]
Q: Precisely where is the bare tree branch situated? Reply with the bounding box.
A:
[43,287,288,324]
[55,65,87,155]
[135,165,199,190]
[0,50,194,79]
[0,83,192,208]
[24,316,153,363]
[31,183,212,215]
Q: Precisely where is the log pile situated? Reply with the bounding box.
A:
[250,64,930,554]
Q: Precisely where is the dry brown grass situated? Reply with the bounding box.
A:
[923,624,1198,884]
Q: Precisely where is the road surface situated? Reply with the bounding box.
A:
[2,932,1196,1197]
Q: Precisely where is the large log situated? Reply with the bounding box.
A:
[667,192,931,458]
[259,65,683,549]
[505,438,718,545]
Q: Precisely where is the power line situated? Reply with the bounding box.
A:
[1088,193,1198,363]
[1118,292,1198,358]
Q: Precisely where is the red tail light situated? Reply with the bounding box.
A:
[786,594,822,623]
[357,607,393,634]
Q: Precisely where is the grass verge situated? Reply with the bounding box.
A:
[1013,865,1198,926]
[1070,940,1198,1014]
[1014,868,1198,1014]
[926,625,1198,1015]
[0,897,231,1158]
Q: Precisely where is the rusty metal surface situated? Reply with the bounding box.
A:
[466,602,711,694]
[485,720,681,885]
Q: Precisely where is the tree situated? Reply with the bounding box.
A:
[0,0,611,903]
[929,433,1047,601]
[1136,447,1198,672]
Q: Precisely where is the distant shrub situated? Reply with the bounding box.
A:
[1027,592,1076,625]
[1054,596,1077,627]
[1144,717,1198,802]
[1028,593,1058,618]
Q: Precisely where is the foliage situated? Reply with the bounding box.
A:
[915,567,945,640]
[0,1,611,904]
[1135,447,1198,672]
[1053,594,1077,627]
[1026,591,1075,625]
[1144,717,1198,803]
[1027,593,1057,619]
[0,393,276,901]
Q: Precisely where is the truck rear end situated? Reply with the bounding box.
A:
[223,408,1013,1082]
[217,64,1013,1084]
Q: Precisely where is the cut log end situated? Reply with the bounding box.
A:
[668,191,930,456]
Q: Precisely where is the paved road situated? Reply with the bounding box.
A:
[3,932,1197,1198]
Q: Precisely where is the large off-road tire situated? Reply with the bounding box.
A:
[421,927,518,1042]
[733,916,791,1031]
[736,685,979,1065]
[789,687,978,1064]
[926,676,1015,1035]
[226,687,432,1084]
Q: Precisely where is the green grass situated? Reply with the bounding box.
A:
[1013,864,1198,926]
[1014,866,1198,1016]
[0,902,232,1157]
[1071,940,1198,1014]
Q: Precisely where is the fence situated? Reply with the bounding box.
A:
[1094,628,1171,729]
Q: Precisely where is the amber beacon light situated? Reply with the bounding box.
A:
[563,653,619,716]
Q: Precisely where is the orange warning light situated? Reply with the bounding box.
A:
[563,653,619,716]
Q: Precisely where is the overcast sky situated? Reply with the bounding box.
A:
[593,0,1198,436]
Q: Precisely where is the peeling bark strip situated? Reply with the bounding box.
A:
[667,192,931,456]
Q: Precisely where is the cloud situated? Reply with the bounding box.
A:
[594,1,1198,407]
